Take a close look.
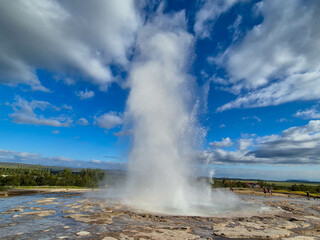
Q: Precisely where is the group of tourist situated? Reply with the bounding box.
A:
[263,187,272,196]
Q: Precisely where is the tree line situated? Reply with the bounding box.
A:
[0,165,105,188]
[290,184,320,194]
[257,180,320,193]
[211,178,249,188]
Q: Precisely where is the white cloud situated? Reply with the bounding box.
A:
[194,0,246,38]
[76,89,95,100]
[241,133,256,138]
[219,124,226,128]
[209,137,234,148]
[90,159,102,163]
[237,138,252,151]
[0,148,125,169]
[218,71,320,111]
[76,118,89,126]
[0,0,140,91]
[242,116,261,122]
[52,130,59,134]
[229,15,243,42]
[249,120,320,164]
[215,0,320,111]
[95,112,122,129]
[8,96,73,127]
[61,104,72,111]
[203,120,320,165]
[0,148,73,164]
[196,148,257,164]
[294,106,320,119]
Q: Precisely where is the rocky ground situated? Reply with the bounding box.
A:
[1,190,320,239]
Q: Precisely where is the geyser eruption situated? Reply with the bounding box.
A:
[126,11,195,211]
[125,10,242,215]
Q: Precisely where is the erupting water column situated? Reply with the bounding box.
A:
[125,12,198,213]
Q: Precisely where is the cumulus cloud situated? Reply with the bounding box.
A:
[294,106,320,119]
[76,89,95,100]
[0,148,125,169]
[0,0,140,91]
[237,138,252,151]
[95,112,122,130]
[76,118,89,126]
[194,0,246,38]
[208,148,258,164]
[204,120,320,165]
[215,0,320,111]
[209,137,234,148]
[249,120,320,164]
[195,149,257,165]
[218,72,320,111]
[8,96,73,127]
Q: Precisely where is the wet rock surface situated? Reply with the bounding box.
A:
[13,210,56,218]
[0,191,320,239]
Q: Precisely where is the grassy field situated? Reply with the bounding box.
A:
[265,181,319,187]
[235,179,319,187]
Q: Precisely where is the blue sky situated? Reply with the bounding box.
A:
[1,0,320,181]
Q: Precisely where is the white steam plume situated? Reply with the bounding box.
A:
[123,9,245,216]
[125,11,197,212]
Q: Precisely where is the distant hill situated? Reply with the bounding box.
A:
[285,179,320,184]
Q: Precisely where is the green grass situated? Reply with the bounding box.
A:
[0,186,10,191]
[235,179,319,187]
